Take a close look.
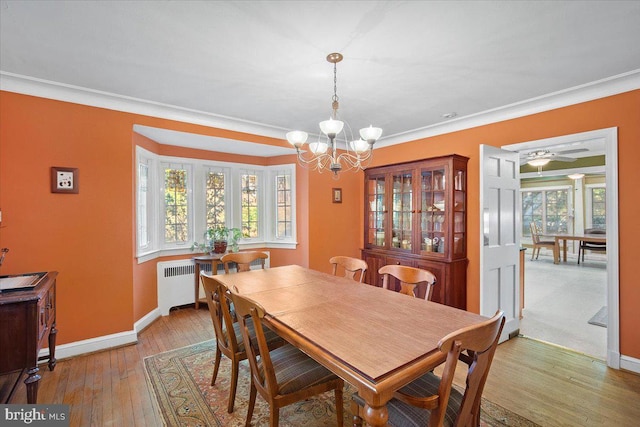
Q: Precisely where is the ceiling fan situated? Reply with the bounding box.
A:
[520,149,585,166]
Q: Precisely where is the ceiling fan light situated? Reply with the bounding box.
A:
[568,173,585,180]
[527,158,551,167]
[359,125,383,143]
[319,118,344,137]
[286,130,308,148]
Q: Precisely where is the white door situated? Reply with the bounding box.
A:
[480,145,521,342]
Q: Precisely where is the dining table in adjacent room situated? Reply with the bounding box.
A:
[552,232,606,264]
[210,264,487,427]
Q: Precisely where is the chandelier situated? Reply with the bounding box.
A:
[286,53,382,177]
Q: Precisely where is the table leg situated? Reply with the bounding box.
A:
[363,404,388,427]
[562,238,568,262]
[553,238,560,264]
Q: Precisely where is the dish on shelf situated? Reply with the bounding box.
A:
[433,201,445,210]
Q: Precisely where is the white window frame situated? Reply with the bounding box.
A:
[136,147,297,262]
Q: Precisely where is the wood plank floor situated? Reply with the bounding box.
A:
[4,306,640,426]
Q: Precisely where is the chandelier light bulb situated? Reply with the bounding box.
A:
[359,125,383,143]
[319,117,344,137]
[350,139,370,154]
[286,131,308,148]
[309,141,329,155]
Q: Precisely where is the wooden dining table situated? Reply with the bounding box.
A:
[211,264,487,426]
[552,233,606,264]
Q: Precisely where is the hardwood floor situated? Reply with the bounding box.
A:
[4,306,640,426]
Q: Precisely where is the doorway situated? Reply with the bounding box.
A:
[500,127,619,368]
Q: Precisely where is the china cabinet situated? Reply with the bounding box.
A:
[362,155,468,309]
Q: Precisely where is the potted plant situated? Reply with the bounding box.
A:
[191,226,243,254]
[210,226,230,254]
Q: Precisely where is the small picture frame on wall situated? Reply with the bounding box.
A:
[51,167,79,194]
[332,188,342,203]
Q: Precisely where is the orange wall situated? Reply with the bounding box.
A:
[0,91,314,345]
[363,89,640,359]
[1,89,639,361]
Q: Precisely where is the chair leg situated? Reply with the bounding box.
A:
[211,345,222,386]
[578,246,581,264]
[227,359,240,413]
[245,381,256,427]
[335,386,344,427]
[269,407,279,427]
[351,400,363,427]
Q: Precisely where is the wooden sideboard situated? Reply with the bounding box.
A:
[0,271,58,403]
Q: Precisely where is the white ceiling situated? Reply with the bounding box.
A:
[1,0,639,156]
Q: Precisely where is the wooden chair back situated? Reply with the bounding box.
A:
[201,273,239,361]
[228,292,279,398]
[529,222,557,260]
[221,251,268,273]
[371,311,505,427]
[379,264,437,300]
[430,311,505,426]
[329,256,368,283]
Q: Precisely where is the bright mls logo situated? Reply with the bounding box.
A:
[1,405,69,426]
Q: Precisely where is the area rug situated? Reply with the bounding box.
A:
[588,306,608,328]
[144,340,539,427]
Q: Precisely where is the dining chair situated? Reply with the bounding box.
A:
[228,291,345,427]
[329,255,368,283]
[221,251,268,273]
[200,273,284,413]
[578,228,606,264]
[378,264,437,300]
[529,222,557,260]
[351,311,505,427]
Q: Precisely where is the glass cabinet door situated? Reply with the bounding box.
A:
[366,175,387,247]
[391,171,413,250]
[453,167,466,256]
[420,167,447,256]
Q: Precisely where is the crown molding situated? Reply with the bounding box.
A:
[378,70,640,147]
[2,69,639,146]
[0,71,288,140]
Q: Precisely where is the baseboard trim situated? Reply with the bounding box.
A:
[135,308,161,333]
[37,309,162,361]
[620,355,640,374]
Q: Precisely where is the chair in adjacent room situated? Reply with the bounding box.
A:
[529,222,557,260]
[229,290,344,427]
[329,255,368,283]
[221,250,268,273]
[200,273,284,413]
[578,228,606,264]
[351,311,505,427]
[378,264,437,300]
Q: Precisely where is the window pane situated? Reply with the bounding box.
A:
[521,191,542,236]
[275,174,292,238]
[592,188,606,229]
[164,168,188,244]
[137,163,149,248]
[206,171,225,231]
[545,190,568,234]
[241,173,259,238]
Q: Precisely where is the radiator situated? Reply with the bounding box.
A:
[157,252,270,316]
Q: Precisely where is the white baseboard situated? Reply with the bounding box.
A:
[620,355,640,374]
[37,309,160,361]
[135,308,161,333]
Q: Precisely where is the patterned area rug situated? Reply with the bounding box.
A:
[144,340,539,427]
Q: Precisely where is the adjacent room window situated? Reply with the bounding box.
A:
[521,187,571,237]
[136,146,296,259]
[586,185,606,229]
